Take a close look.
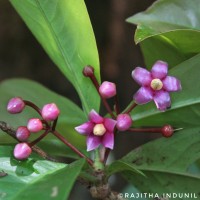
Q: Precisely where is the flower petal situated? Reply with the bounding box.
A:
[151,60,168,79]
[153,91,171,111]
[163,76,182,92]
[86,134,101,151]
[75,122,94,135]
[89,109,104,124]
[134,87,153,104]
[104,118,117,132]
[132,67,152,86]
[102,132,114,149]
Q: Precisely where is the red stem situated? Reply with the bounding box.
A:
[128,127,162,133]
[24,100,42,116]
[114,94,120,114]
[52,130,93,166]
[103,149,111,164]
[29,130,49,147]
[89,76,116,119]
[123,101,137,114]
[52,118,58,131]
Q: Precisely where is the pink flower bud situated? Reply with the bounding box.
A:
[41,103,60,121]
[83,65,94,77]
[116,114,132,131]
[7,97,25,114]
[99,81,116,98]
[27,118,43,133]
[13,143,32,160]
[16,126,30,141]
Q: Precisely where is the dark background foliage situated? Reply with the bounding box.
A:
[0,1,155,199]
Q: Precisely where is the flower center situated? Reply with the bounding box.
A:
[150,78,163,90]
[93,124,106,136]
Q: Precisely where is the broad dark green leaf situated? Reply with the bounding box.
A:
[131,53,200,128]
[0,79,86,148]
[121,128,200,199]
[0,145,85,200]
[10,0,100,114]
[127,0,200,67]
[105,160,144,179]
[139,35,188,68]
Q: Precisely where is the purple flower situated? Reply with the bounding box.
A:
[75,109,117,151]
[132,60,181,111]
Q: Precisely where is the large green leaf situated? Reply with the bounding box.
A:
[127,0,200,67]
[10,0,100,114]
[0,145,85,200]
[121,128,200,199]
[0,79,86,148]
[131,53,200,128]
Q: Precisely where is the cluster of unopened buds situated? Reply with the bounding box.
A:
[7,60,181,167]
[7,97,60,159]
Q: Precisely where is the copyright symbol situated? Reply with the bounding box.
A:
[118,193,123,198]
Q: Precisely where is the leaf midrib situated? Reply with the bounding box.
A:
[34,0,89,113]
[128,167,200,180]
[133,99,200,122]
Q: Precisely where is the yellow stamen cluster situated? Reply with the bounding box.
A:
[150,78,163,90]
[93,124,106,136]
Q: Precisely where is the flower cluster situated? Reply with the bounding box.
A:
[75,61,181,152]
[7,97,60,160]
[6,60,181,165]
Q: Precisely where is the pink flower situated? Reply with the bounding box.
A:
[132,61,181,111]
[75,109,117,151]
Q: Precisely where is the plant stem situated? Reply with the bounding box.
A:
[0,121,56,162]
[24,100,42,116]
[29,130,49,147]
[128,127,162,133]
[90,76,116,119]
[52,117,58,131]
[123,101,137,114]
[114,94,120,114]
[103,148,111,164]
[93,148,104,171]
[52,130,93,166]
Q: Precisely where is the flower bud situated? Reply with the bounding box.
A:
[41,103,60,121]
[13,143,32,160]
[116,114,132,131]
[16,126,30,141]
[161,125,173,137]
[7,97,25,114]
[27,118,43,133]
[99,81,116,99]
[83,65,94,77]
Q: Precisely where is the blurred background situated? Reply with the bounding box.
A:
[0,0,156,199]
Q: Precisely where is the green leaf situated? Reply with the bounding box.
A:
[127,0,200,67]
[132,53,200,128]
[0,79,86,148]
[10,0,100,114]
[38,140,89,159]
[105,160,144,179]
[139,35,188,68]
[121,128,200,199]
[0,145,85,200]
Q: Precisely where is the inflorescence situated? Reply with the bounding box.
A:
[6,60,182,167]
